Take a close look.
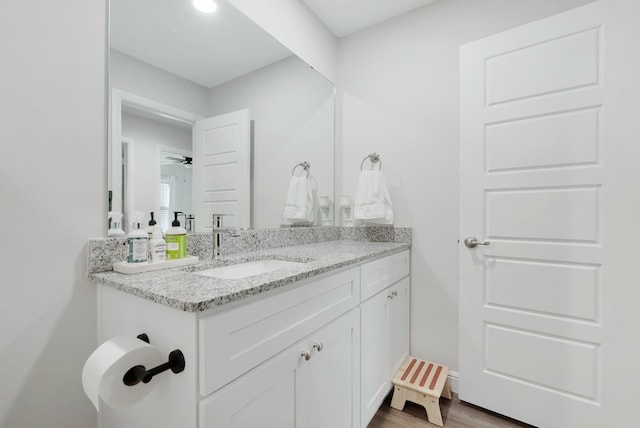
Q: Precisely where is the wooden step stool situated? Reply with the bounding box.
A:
[390,357,452,426]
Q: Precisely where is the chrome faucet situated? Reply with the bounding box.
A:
[212,214,240,259]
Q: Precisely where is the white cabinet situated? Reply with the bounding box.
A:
[199,268,360,396]
[300,310,360,428]
[98,249,409,428]
[387,278,410,377]
[360,286,389,424]
[200,311,360,428]
[360,250,409,301]
[199,341,299,428]
[99,286,199,428]
[360,251,410,428]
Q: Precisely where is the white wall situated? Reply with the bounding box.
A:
[121,113,192,224]
[110,49,210,117]
[228,0,337,83]
[337,0,596,372]
[0,0,106,427]
[209,55,335,229]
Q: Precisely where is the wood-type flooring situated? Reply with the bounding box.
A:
[369,393,537,428]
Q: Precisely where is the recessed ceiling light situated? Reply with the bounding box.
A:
[193,0,217,14]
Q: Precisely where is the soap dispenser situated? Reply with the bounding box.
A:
[146,212,157,238]
[127,211,148,263]
[165,211,187,259]
[149,225,166,263]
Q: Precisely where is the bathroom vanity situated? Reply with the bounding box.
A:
[91,241,409,428]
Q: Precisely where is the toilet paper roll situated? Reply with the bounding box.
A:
[82,335,164,411]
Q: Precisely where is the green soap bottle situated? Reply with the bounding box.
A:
[165,212,187,259]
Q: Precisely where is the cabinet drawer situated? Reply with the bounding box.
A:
[199,267,360,396]
[360,250,410,301]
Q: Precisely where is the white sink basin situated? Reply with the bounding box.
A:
[195,259,306,280]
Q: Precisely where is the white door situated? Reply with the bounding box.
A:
[199,342,299,428]
[201,311,359,428]
[387,278,410,377]
[460,1,640,427]
[302,311,360,428]
[360,288,390,427]
[193,109,250,231]
[360,278,410,428]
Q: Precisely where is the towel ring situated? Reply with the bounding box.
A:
[360,153,382,171]
[291,161,310,176]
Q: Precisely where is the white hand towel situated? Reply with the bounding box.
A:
[354,169,393,224]
[283,175,315,224]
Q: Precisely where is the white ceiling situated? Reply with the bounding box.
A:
[110,0,292,88]
[301,0,439,37]
[109,0,439,89]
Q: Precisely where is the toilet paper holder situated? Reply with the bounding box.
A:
[122,334,185,387]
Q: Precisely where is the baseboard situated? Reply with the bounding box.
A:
[448,370,459,394]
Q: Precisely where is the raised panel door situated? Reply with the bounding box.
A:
[388,277,410,377]
[193,109,250,230]
[199,343,301,428]
[359,288,388,428]
[459,1,640,425]
[301,311,360,428]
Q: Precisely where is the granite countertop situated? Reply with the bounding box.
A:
[89,240,410,312]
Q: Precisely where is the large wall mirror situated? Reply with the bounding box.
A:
[108,0,335,234]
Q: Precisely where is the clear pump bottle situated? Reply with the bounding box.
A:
[149,225,166,263]
[127,212,148,263]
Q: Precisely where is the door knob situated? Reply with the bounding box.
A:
[464,236,490,248]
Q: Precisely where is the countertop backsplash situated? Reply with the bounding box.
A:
[88,225,411,274]
[91,241,410,312]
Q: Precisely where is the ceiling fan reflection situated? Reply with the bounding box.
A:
[162,155,192,169]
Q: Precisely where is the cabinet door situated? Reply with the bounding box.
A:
[359,289,389,427]
[360,276,411,427]
[200,344,303,428]
[299,311,360,428]
[388,277,410,376]
[201,311,360,428]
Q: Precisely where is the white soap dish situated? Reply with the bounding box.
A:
[113,255,200,274]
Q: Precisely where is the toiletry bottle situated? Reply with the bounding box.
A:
[146,212,157,238]
[165,211,187,259]
[127,212,148,263]
[107,211,125,237]
[149,225,166,263]
[186,215,195,233]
